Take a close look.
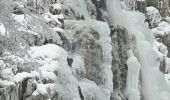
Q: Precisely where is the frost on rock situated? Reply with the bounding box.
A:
[151,20,170,57]
[60,0,90,20]
[153,40,169,73]
[64,20,113,100]
[79,79,108,100]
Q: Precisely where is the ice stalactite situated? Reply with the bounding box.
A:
[126,50,140,100]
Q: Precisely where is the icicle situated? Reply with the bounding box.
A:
[126,50,140,100]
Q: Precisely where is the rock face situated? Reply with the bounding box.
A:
[64,20,113,100]
[110,26,137,99]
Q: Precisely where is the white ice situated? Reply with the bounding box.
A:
[126,50,140,100]
[0,22,6,36]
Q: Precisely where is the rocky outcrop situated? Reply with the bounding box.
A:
[91,0,108,21]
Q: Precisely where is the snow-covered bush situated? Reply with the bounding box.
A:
[146,6,162,28]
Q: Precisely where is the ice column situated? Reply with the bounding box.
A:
[126,50,140,100]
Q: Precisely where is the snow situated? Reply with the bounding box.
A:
[153,40,168,61]
[14,72,33,82]
[146,6,161,27]
[1,68,14,80]
[52,27,64,33]
[43,12,64,22]
[30,44,67,59]
[36,83,49,96]
[28,44,81,99]
[12,14,26,25]
[0,22,6,36]
[12,14,41,35]
[0,60,6,70]
[152,21,170,36]
[0,79,15,87]
[39,67,57,82]
[51,3,61,9]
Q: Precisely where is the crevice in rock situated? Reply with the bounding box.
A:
[78,86,84,100]
[67,56,73,67]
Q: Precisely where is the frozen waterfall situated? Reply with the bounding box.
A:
[106,0,170,100]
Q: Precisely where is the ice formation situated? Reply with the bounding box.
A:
[126,50,140,100]
[0,0,170,100]
[0,23,6,36]
[107,0,170,100]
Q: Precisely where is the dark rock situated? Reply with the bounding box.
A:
[136,1,146,13]
[78,86,84,100]
[67,56,73,67]
[13,7,24,15]
[49,6,61,15]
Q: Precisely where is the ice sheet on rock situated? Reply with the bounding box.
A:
[0,22,6,36]
[71,54,86,80]
[165,74,170,89]
[65,20,113,100]
[126,50,140,100]
[79,79,108,100]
